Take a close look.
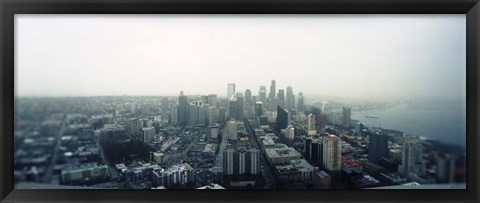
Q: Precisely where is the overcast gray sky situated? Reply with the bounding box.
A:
[15,14,466,101]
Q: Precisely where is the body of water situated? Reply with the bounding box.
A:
[351,100,466,148]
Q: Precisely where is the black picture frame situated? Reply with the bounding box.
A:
[1,0,479,202]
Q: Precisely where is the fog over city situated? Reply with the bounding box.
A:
[16,14,465,102]
[13,14,468,190]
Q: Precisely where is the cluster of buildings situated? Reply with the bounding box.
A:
[14,80,466,190]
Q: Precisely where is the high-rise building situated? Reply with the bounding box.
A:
[208,107,218,125]
[277,89,285,107]
[210,124,219,139]
[218,107,226,124]
[244,89,252,104]
[208,94,218,107]
[227,120,238,140]
[297,92,305,112]
[356,122,364,135]
[143,127,156,143]
[305,137,323,167]
[227,83,236,100]
[269,80,276,99]
[160,97,169,114]
[342,107,352,127]
[236,93,244,119]
[228,98,238,120]
[307,114,317,136]
[323,135,342,171]
[224,149,234,175]
[285,125,295,140]
[246,91,254,118]
[255,101,264,117]
[169,104,178,125]
[259,86,267,104]
[368,131,389,163]
[188,104,197,126]
[177,92,189,127]
[307,114,315,130]
[436,153,456,183]
[223,148,259,176]
[286,86,295,111]
[276,106,288,131]
[398,136,427,177]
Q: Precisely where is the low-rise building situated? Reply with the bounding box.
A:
[61,164,109,184]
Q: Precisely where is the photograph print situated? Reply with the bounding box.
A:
[14,14,466,189]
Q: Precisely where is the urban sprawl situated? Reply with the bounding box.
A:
[14,80,466,189]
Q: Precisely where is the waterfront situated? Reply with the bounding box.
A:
[351,100,466,148]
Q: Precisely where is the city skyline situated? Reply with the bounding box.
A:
[16,15,465,102]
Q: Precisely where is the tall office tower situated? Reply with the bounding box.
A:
[208,107,218,125]
[170,104,178,125]
[245,90,253,118]
[248,148,260,175]
[307,114,315,128]
[227,120,238,140]
[228,98,238,120]
[246,102,255,118]
[255,101,264,117]
[276,106,288,131]
[259,86,267,104]
[223,148,260,176]
[436,153,456,183]
[188,104,198,126]
[199,105,207,126]
[142,127,156,143]
[236,93,245,119]
[297,92,305,112]
[160,97,169,114]
[244,89,252,104]
[286,86,295,111]
[342,107,352,127]
[227,83,236,100]
[368,131,389,163]
[208,94,218,107]
[304,137,323,167]
[277,89,285,107]
[218,107,226,124]
[224,149,235,175]
[177,92,189,127]
[323,135,342,171]
[398,136,427,177]
[269,80,276,99]
[128,118,140,138]
[305,138,312,160]
[311,139,323,167]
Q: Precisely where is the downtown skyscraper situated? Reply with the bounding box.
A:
[177,91,189,126]
[269,80,276,99]
[297,92,305,112]
[227,83,236,100]
[286,85,295,111]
